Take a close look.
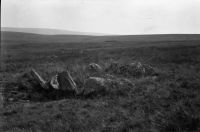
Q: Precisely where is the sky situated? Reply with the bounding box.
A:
[1,0,200,34]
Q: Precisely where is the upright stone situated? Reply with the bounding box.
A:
[30,69,48,89]
[57,71,78,94]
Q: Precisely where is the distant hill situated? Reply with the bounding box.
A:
[1,31,200,44]
[1,27,107,36]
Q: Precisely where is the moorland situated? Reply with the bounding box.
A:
[1,31,200,132]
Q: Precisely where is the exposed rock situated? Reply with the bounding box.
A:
[83,76,135,96]
[16,69,79,101]
[57,71,78,94]
[30,69,49,89]
[106,62,155,77]
[12,65,140,101]
[8,98,14,102]
[129,62,145,73]
[50,75,59,89]
[84,77,106,95]
[30,69,78,93]
[87,63,103,72]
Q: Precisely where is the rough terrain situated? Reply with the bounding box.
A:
[1,32,200,132]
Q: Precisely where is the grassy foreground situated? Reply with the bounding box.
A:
[1,35,200,132]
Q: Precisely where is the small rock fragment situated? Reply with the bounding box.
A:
[50,75,59,89]
[87,63,103,72]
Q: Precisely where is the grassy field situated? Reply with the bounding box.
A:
[1,32,200,132]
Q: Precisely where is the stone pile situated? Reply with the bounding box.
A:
[107,62,155,77]
[8,61,156,101]
[83,75,135,96]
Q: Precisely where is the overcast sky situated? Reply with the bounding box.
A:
[1,0,200,34]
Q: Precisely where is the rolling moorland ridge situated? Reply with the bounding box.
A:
[1,28,200,132]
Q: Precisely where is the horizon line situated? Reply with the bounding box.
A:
[1,26,200,36]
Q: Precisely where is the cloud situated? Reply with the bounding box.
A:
[1,0,200,34]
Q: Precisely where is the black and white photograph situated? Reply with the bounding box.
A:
[1,0,200,131]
